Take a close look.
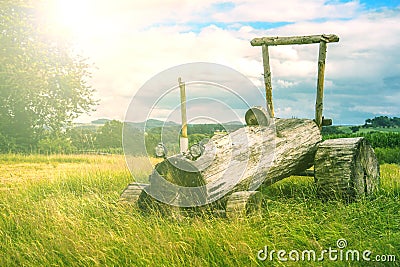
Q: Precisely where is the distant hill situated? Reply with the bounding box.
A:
[125,119,179,129]
[74,119,244,133]
[225,121,244,126]
[91,119,111,125]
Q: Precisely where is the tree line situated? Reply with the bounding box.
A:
[2,118,237,155]
[364,116,400,128]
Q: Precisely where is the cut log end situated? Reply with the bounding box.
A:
[315,137,380,201]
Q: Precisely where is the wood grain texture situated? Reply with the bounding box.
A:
[315,137,380,200]
[251,34,339,46]
[149,118,322,206]
[315,41,327,129]
[262,44,274,117]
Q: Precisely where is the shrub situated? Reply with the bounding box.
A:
[374,148,400,164]
[37,137,76,154]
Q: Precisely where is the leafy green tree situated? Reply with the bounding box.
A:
[66,127,96,152]
[37,135,75,154]
[0,1,96,152]
[374,116,392,127]
[391,117,400,127]
[350,126,360,133]
[94,120,123,149]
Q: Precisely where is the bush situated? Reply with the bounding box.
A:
[324,132,400,148]
[37,137,76,154]
[374,148,400,164]
[323,131,400,164]
[321,126,346,135]
[0,133,16,153]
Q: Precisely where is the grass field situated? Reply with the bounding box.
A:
[0,154,399,266]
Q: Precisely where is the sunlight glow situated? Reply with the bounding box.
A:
[56,0,92,32]
[38,0,126,55]
[42,0,102,39]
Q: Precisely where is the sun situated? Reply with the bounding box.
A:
[56,0,91,30]
[41,0,98,39]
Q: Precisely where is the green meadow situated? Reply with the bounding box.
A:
[0,154,398,266]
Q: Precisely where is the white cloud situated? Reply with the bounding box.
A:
[211,0,359,23]
[349,105,400,116]
[276,79,298,88]
[275,107,293,117]
[39,0,400,124]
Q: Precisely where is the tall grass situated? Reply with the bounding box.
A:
[0,155,399,266]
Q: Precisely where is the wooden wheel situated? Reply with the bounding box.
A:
[315,137,380,200]
[226,191,262,218]
[245,106,271,126]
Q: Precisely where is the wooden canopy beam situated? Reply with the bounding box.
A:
[251,34,339,128]
[250,34,339,46]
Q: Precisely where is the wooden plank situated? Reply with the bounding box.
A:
[251,34,339,46]
[262,45,274,117]
[120,183,149,204]
[315,41,327,129]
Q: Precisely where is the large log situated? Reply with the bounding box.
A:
[145,118,322,207]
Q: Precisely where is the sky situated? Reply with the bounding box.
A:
[40,0,400,125]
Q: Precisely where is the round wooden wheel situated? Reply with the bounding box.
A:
[225,191,262,219]
[245,106,271,126]
[120,182,149,205]
[315,137,380,200]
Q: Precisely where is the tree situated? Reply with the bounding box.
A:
[37,135,75,154]
[373,116,391,128]
[94,120,123,149]
[66,127,96,152]
[391,117,400,127]
[0,1,96,152]
[350,126,360,133]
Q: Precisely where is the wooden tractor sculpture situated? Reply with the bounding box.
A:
[120,34,380,218]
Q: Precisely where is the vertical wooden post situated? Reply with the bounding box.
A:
[262,44,274,117]
[178,77,188,153]
[315,40,327,129]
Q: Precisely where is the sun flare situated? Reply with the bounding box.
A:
[42,0,99,38]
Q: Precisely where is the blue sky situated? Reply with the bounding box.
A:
[42,0,400,125]
[358,0,399,9]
